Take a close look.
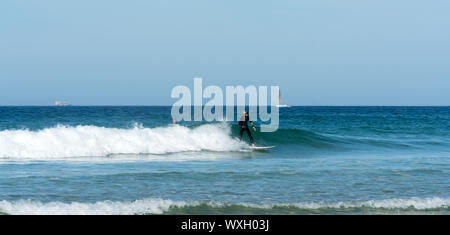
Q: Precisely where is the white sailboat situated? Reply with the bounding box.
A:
[276,88,291,108]
[55,101,71,106]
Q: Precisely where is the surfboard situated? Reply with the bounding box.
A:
[250,146,275,150]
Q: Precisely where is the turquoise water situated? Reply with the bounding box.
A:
[0,106,449,214]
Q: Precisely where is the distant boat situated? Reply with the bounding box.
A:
[54,101,71,106]
[276,88,290,108]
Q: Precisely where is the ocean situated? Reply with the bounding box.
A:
[0,106,449,215]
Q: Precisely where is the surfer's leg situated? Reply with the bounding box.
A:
[239,127,244,141]
[246,128,254,144]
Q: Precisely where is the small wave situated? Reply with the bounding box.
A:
[0,197,448,215]
[243,127,447,151]
[0,123,248,159]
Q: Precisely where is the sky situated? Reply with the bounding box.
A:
[1,0,449,106]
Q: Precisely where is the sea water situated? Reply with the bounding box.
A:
[0,106,449,214]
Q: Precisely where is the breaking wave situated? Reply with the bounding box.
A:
[0,197,448,215]
[0,123,248,159]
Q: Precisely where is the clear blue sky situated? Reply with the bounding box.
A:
[1,0,449,105]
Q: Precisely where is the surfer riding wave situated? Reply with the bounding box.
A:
[238,111,256,148]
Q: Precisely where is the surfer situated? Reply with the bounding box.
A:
[239,111,256,147]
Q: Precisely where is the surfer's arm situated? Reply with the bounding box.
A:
[249,121,256,131]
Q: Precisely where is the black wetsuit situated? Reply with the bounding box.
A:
[238,115,254,144]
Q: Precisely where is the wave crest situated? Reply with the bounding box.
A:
[0,197,448,215]
[0,124,247,159]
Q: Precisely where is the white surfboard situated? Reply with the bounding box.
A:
[250,146,275,150]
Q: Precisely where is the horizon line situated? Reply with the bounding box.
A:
[0,105,449,107]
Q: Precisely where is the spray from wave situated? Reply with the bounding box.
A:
[0,123,248,159]
[0,197,448,215]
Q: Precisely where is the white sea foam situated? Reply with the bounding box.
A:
[268,197,450,210]
[0,198,193,215]
[0,124,248,159]
[0,197,448,215]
